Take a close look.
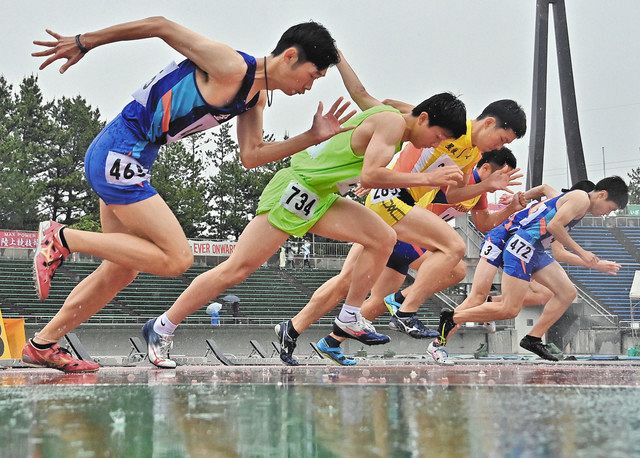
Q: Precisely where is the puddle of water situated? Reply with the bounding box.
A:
[1,383,639,457]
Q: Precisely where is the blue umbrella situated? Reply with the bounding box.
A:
[222,294,240,303]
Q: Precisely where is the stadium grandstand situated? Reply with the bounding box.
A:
[2,210,639,355]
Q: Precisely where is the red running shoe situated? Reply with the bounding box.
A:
[33,220,70,301]
[22,340,99,373]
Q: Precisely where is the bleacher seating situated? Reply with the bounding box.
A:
[563,226,640,322]
[619,226,640,257]
[0,259,348,326]
[0,258,447,327]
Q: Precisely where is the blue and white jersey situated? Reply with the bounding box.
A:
[503,191,582,248]
[119,51,259,160]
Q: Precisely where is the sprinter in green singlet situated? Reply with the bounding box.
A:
[142,86,467,368]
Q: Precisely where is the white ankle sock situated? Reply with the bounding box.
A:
[338,304,360,323]
[153,313,177,336]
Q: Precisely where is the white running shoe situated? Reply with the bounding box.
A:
[142,319,177,368]
[332,312,390,345]
[427,340,454,365]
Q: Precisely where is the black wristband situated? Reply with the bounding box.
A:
[75,34,89,54]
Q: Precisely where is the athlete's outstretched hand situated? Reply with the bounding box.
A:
[594,259,621,275]
[352,184,371,198]
[506,191,527,213]
[309,97,357,144]
[32,29,87,73]
[425,165,464,188]
[484,165,523,194]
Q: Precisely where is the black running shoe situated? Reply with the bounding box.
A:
[436,309,456,345]
[389,315,440,339]
[519,336,559,361]
[274,321,299,366]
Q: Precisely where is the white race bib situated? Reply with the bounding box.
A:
[439,207,465,222]
[480,240,501,261]
[369,187,401,204]
[132,61,179,108]
[505,234,535,263]
[336,177,360,196]
[280,182,319,220]
[424,154,456,172]
[105,152,150,186]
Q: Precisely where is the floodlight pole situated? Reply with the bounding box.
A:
[527,0,588,188]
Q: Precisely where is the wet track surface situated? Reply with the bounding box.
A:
[1,363,640,457]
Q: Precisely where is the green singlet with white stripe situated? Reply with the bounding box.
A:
[256,104,402,237]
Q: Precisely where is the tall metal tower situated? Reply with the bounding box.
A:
[527,0,588,188]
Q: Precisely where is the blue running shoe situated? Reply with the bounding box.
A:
[332,313,390,345]
[316,338,357,366]
[385,293,438,338]
[142,318,176,368]
[389,315,440,339]
[384,293,401,316]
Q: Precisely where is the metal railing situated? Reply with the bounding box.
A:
[573,283,617,325]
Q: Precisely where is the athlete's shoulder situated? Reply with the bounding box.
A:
[363,109,405,132]
[558,189,590,207]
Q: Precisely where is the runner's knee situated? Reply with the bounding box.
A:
[497,303,521,320]
[161,249,193,276]
[447,234,466,260]
[452,261,467,283]
[369,226,397,256]
[557,284,577,304]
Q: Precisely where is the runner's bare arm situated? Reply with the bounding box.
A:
[471,192,526,232]
[446,166,523,203]
[360,113,462,189]
[550,241,620,274]
[336,50,382,110]
[381,99,414,113]
[547,192,597,265]
[33,17,245,78]
[237,94,355,169]
[523,183,560,201]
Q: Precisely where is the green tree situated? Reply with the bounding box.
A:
[207,126,287,239]
[0,76,48,229]
[628,166,640,204]
[152,135,212,238]
[41,96,104,224]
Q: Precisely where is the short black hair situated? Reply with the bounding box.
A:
[271,22,339,71]
[477,147,517,169]
[595,176,629,209]
[411,93,467,139]
[561,180,595,193]
[477,99,527,138]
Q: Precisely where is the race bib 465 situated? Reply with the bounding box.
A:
[105,151,150,186]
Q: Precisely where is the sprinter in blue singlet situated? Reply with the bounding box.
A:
[27,17,354,372]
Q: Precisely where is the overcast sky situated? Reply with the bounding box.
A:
[3,1,639,196]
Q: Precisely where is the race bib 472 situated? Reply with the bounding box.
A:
[505,234,534,263]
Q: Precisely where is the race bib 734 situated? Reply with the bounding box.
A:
[280,182,319,220]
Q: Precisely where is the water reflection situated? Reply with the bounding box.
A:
[1,382,639,457]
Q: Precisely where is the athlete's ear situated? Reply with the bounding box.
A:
[418,111,429,126]
[283,47,299,65]
[482,117,497,129]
